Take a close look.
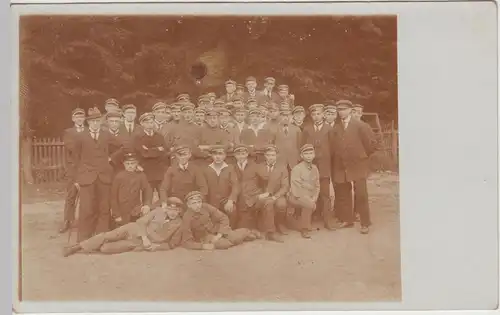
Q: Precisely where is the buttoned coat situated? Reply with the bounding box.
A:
[63,126,86,180]
[274,123,301,169]
[329,118,377,183]
[241,162,289,207]
[301,123,333,178]
[133,130,167,182]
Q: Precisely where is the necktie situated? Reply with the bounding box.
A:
[283,125,289,136]
[91,131,98,142]
[267,165,273,173]
[128,125,132,136]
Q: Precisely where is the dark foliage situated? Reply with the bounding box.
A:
[20,15,397,137]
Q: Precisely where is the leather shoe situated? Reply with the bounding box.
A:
[360,226,369,234]
[266,232,284,243]
[59,220,72,234]
[301,230,312,239]
[339,222,354,229]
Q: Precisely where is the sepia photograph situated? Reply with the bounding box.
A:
[17,13,400,303]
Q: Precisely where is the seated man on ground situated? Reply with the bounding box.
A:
[63,197,185,257]
[179,191,260,250]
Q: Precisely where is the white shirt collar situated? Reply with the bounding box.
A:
[144,129,154,136]
[178,163,189,171]
[237,159,248,170]
[209,162,229,176]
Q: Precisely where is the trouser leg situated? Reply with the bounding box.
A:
[257,198,276,233]
[236,200,256,229]
[353,179,371,226]
[288,195,315,231]
[95,178,111,234]
[77,182,98,242]
[319,177,332,225]
[335,182,354,224]
[63,180,78,222]
[273,197,288,229]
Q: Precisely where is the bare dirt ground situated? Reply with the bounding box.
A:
[19,173,400,302]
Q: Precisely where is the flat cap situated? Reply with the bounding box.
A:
[264,77,276,84]
[205,108,218,117]
[72,108,85,117]
[185,190,203,203]
[169,103,181,110]
[123,151,138,162]
[233,144,249,153]
[213,99,225,107]
[166,196,184,207]
[234,107,248,114]
[248,108,262,116]
[300,143,315,154]
[264,144,279,153]
[236,84,245,90]
[194,107,206,114]
[353,103,364,109]
[217,107,231,116]
[176,93,190,102]
[174,144,191,155]
[280,106,292,114]
[198,94,210,102]
[225,79,236,86]
[181,103,195,112]
[309,103,325,113]
[122,104,137,112]
[105,98,120,107]
[209,144,227,154]
[278,84,289,91]
[292,106,305,114]
[267,102,279,110]
[325,105,337,113]
[335,100,353,109]
[106,110,122,119]
[86,107,102,120]
[152,102,167,111]
[139,112,154,123]
[207,92,217,98]
[245,76,257,82]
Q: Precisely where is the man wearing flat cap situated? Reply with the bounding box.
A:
[263,102,281,136]
[352,103,364,121]
[105,110,128,176]
[329,100,378,234]
[277,84,295,108]
[178,191,260,250]
[159,102,181,148]
[59,108,87,233]
[274,105,302,172]
[242,76,263,105]
[259,77,281,104]
[72,107,125,242]
[241,145,289,242]
[240,108,276,164]
[193,107,207,128]
[101,98,121,131]
[324,102,338,128]
[159,145,205,205]
[134,112,168,196]
[152,101,168,132]
[199,145,240,228]
[291,106,306,131]
[197,109,233,163]
[176,93,191,103]
[63,197,186,256]
[119,104,143,148]
[228,107,248,145]
[164,103,201,156]
[301,103,336,230]
[220,80,238,103]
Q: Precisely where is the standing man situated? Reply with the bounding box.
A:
[199,146,239,227]
[329,100,377,234]
[101,98,120,131]
[287,144,320,238]
[260,77,281,104]
[152,101,168,132]
[291,106,306,131]
[277,85,295,108]
[232,144,257,229]
[301,104,336,230]
[220,80,238,103]
[72,107,123,242]
[165,103,200,155]
[243,76,262,104]
[324,103,338,128]
[241,145,288,242]
[207,92,217,107]
[240,108,275,163]
[134,112,167,196]
[59,108,86,233]
[198,109,232,158]
[352,103,364,120]
[120,104,143,148]
[274,105,301,173]
[105,110,127,175]
[229,107,248,145]
[159,145,205,205]
[193,107,207,127]
[263,102,281,135]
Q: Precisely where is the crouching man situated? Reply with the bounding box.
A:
[180,191,260,250]
[62,197,185,257]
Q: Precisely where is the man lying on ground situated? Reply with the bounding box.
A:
[63,197,185,257]
[179,190,261,250]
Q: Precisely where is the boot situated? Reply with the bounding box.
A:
[62,244,82,257]
[266,232,284,243]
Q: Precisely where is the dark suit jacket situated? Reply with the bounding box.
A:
[274,124,302,169]
[329,118,377,183]
[259,90,281,104]
[241,162,289,207]
[240,127,275,154]
[242,91,267,105]
[73,130,123,185]
[200,164,239,207]
[119,122,143,149]
[63,126,86,180]
[301,123,333,178]
[133,130,167,182]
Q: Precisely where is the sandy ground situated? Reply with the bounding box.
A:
[19,173,401,302]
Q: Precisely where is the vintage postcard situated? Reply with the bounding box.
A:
[11,1,497,313]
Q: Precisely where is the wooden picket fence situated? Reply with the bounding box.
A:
[29,128,399,184]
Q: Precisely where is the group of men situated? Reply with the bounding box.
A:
[60,76,377,257]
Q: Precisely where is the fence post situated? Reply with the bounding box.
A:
[391,120,398,163]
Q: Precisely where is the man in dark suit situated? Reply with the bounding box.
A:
[301,104,336,230]
[59,108,87,233]
[105,110,128,175]
[329,100,377,234]
[259,77,281,104]
[73,107,124,242]
[243,76,266,106]
[274,105,301,173]
[291,106,306,131]
[232,144,257,230]
[119,104,143,149]
[241,145,289,242]
[240,108,275,163]
[219,80,238,103]
[277,84,295,108]
[134,112,167,196]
